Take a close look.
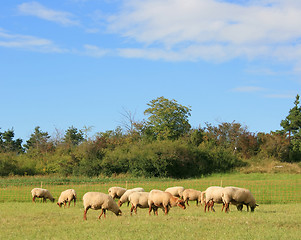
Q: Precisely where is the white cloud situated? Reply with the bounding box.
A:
[18,2,80,26]
[232,86,265,93]
[82,44,109,57]
[107,0,301,63]
[0,29,65,53]
[264,94,295,99]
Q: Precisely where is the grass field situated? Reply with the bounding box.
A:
[0,202,300,240]
[0,173,300,239]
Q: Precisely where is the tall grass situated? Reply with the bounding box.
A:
[1,173,300,204]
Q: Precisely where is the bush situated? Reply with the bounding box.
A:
[101,140,244,178]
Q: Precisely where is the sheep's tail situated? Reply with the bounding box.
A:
[201,191,206,205]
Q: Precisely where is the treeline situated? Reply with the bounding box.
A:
[1,96,301,177]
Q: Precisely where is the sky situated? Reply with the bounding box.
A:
[1,0,300,142]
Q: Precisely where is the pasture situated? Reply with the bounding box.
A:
[0,202,300,240]
[0,173,300,239]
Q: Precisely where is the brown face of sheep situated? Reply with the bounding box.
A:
[118,200,123,207]
[51,198,55,203]
[251,204,259,212]
[115,209,122,216]
[177,199,186,209]
[57,202,62,208]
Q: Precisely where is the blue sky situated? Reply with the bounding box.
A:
[1,0,300,141]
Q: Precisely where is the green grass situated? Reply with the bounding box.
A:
[0,202,300,240]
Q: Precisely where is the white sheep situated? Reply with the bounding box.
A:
[31,188,55,203]
[165,186,185,198]
[128,192,150,215]
[221,186,258,212]
[108,187,127,199]
[118,187,145,207]
[57,189,77,208]
[148,190,186,215]
[83,192,122,220]
[201,186,224,212]
[182,189,203,206]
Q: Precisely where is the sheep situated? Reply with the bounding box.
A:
[83,192,122,220]
[148,189,186,215]
[182,189,203,206]
[57,189,77,208]
[221,186,258,213]
[128,192,150,215]
[118,187,145,207]
[165,186,185,198]
[31,188,55,203]
[108,187,127,199]
[201,186,224,212]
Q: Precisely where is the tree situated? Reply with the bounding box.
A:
[24,126,53,153]
[280,94,301,162]
[280,94,301,141]
[0,128,23,153]
[63,126,84,146]
[143,96,191,140]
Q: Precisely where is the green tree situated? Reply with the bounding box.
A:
[0,128,23,153]
[24,126,53,153]
[143,96,191,140]
[280,94,301,141]
[280,94,301,162]
[63,126,84,146]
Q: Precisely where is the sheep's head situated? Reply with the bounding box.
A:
[115,209,122,216]
[118,200,123,207]
[51,198,55,203]
[177,199,186,209]
[57,202,62,208]
[251,204,259,212]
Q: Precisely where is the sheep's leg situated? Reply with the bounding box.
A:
[185,199,189,206]
[164,205,169,215]
[196,200,198,206]
[74,198,76,206]
[130,205,135,215]
[210,202,215,212]
[98,209,104,219]
[225,203,230,213]
[83,206,91,220]
[68,201,71,208]
[148,205,153,216]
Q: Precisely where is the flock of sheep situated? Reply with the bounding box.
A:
[30,185,258,220]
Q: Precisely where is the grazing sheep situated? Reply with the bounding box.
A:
[201,186,224,212]
[118,187,145,207]
[165,186,185,198]
[128,192,150,215]
[31,188,55,203]
[182,189,203,206]
[108,187,127,199]
[222,186,258,213]
[148,190,186,215]
[57,189,77,208]
[83,192,122,220]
